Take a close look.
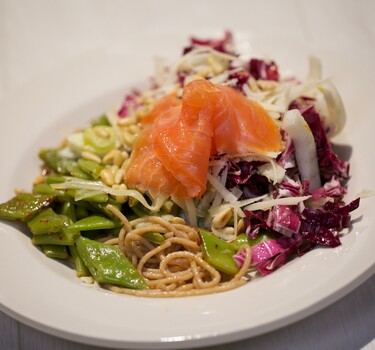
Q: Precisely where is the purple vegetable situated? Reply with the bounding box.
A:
[118,91,140,118]
[226,160,270,199]
[228,71,250,93]
[300,198,360,248]
[288,103,349,181]
[249,58,279,81]
[277,134,296,169]
[277,177,302,198]
[233,236,314,276]
[183,31,234,55]
[269,205,301,237]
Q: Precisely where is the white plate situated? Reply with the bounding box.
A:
[0,34,374,349]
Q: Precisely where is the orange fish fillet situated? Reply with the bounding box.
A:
[125,79,282,200]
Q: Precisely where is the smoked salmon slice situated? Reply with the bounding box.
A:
[213,85,282,155]
[124,129,190,199]
[141,94,181,126]
[152,80,220,197]
[124,79,282,200]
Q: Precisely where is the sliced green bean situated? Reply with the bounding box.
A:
[69,245,90,277]
[66,215,121,233]
[60,201,76,222]
[32,183,67,201]
[75,206,89,220]
[77,159,104,179]
[64,161,91,180]
[32,229,79,246]
[43,245,68,259]
[76,236,148,289]
[27,208,72,235]
[45,175,66,184]
[142,232,165,246]
[0,193,54,222]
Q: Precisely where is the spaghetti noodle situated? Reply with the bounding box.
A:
[105,205,252,297]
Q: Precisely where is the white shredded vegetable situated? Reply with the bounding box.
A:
[52,177,166,212]
[244,195,311,212]
[282,109,321,191]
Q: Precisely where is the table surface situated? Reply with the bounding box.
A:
[0,1,374,349]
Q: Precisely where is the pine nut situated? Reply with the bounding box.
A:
[114,169,124,184]
[81,151,102,163]
[112,184,128,203]
[236,218,245,234]
[100,168,115,186]
[212,207,233,229]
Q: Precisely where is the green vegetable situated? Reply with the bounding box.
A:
[66,189,108,203]
[42,245,68,259]
[142,232,165,245]
[69,245,90,277]
[27,208,72,235]
[90,198,121,218]
[91,114,110,126]
[32,229,79,246]
[32,183,67,201]
[39,149,69,174]
[83,126,116,154]
[130,204,149,217]
[75,206,89,220]
[76,236,148,289]
[39,149,90,179]
[199,228,239,275]
[0,193,54,221]
[77,158,104,179]
[59,201,76,222]
[64,161,91,180]
[231,232,277,251]
[45,175,66,184]
[66,215,122,233]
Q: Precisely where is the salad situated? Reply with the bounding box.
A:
[0,32,359,297]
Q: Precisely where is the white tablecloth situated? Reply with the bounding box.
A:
[1,1,374,349]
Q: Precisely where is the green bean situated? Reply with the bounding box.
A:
[0,193,54,222]
[32,183,67,201]
[77,159,104,179]
[230,231,277,251]
[64,161,91,180]
[59,201,76,222]
[199,228,239,275]
[32,228,79,246]
[66,215,121,233]
[69,245,90,277]
[45,175,66,184]
[76,236,148,289]
[39,149,91,179]
[90,198,121,218]
[142,232,165,246]
[43,245,68,259]
[75,206,89,220]
[130,205,149,217]
[27,208,72,235]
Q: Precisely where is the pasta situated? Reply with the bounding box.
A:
[105,205,252,297]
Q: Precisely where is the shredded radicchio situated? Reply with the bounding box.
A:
[289,102,350,180]
[226,160,271,199]
[118,91,140,118]
[241,197,360,274]
[183,31,234,55]
[249,58,280,81]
